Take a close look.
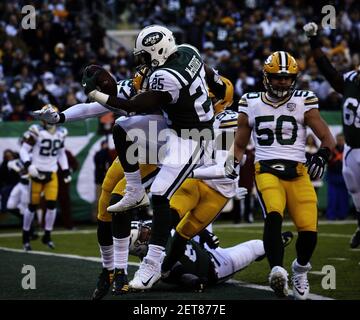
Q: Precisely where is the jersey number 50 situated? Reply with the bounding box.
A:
[255,115,298,146]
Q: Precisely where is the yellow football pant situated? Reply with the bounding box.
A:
[30,172,58,205]
[170,178,228,239]
[97,157,158,222]
[255,170,318,232]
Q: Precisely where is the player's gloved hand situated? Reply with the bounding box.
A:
[63,169,72,184]
[303,22,318,38]
[199,229,220,249]
[33,105,60,124]
[224,156,240,180]
[306,147,331,180]
[82,68,100,95]
[235,187,248,200]
[28,164,40,178]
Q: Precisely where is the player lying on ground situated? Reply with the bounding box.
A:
[128,220,294,292]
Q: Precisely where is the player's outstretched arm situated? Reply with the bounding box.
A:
[33,102,116,124]
[303,22,345,94]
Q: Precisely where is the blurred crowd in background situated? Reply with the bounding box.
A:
[0,0,359,224]
[1,0,360,122]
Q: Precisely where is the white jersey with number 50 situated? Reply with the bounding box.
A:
[238,90,319,163]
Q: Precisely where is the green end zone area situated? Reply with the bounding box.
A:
[0,222,359,300]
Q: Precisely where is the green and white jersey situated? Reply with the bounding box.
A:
[342,70,360,148]
[149,44,214,132]
[117,79,137,100]
[166,236,212,279]
[238,90,319,163]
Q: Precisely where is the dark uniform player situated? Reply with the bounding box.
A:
[304,22,360,248]
[129,220,294,291]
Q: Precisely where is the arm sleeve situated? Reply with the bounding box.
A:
[19,143,32,165]
[192,164,226,180]
[57,146,69,171]
[309,36,344,94]
[62,102,112,122]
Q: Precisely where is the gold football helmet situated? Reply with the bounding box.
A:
[133,66,151,93]
[263,51,298,98]
[209,76,234,114]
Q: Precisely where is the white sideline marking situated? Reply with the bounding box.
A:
[327,257,348,261]
[227,279,334,300]
[309,271,326,275]
[0,246,332,300]
[0,246,140,267]
[0,229,97,238]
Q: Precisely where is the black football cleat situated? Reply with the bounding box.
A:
[112,268,129,295]
[92,268,114,300]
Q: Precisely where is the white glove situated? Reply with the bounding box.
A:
[235,187,248,200]
[303,22,318,37]
[33,106,60,124]
[28,164,40,178]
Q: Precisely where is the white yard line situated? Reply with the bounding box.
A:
[0,246,333,300]
[226,279,334,300]
[0,246,140,266]
[0,229,97,238]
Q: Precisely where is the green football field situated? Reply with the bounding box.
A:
[0,221,359,300]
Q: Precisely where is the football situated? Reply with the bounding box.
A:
[84,64,117,96]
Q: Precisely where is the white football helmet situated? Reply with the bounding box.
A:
[133,25,177,68]
[129,220,152,258]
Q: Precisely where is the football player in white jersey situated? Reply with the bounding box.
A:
[304,22,360,248]
[20,105,71,251]
[81,25,234,291]
[231,51,335,299]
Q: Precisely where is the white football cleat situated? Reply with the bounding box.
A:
[107,186,149,213]
[291,259,311,300]
[269,266,289,297]
[129,257,162,290]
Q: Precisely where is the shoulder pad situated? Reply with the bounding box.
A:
[343,70,358,82]
[28,124,41,136]
[177,44,201,56]
[215,110,238,130]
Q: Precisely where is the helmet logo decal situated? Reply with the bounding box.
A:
[142,32,164,47]
[264,55,272,65]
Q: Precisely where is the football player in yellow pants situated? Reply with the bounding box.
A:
[233,51,335,299]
